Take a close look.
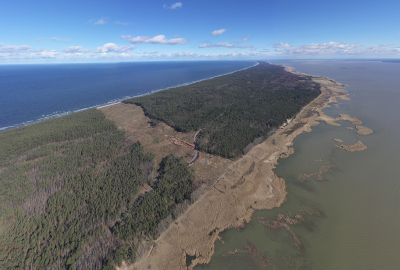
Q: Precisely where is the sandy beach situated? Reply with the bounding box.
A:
[115,65,374,270]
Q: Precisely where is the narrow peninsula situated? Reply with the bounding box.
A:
[0,62,369,270]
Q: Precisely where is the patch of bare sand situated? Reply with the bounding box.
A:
[334,139,343,142]
[124,68,361,270]
[335,140,367,152]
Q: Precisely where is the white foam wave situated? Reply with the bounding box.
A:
[0,61,258,132]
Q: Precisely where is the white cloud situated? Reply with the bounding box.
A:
[114,21,132,26]
[275,41,400,57]
[274,42,292,48]
[223,51,238,56]
[38,50,60,58]
[199,41,259,50]
[163,2,182,9]
[122,35,188,45]
[95,43,135,53]
[89,52,138,59]
[0,47,270,61]
[360,43,397,55]
[0,42,4,47]
[0,44,62,60]
[136,50,264,59]
[199,42,236,48]
[63,53,84,59]
[34,37,42,42]
[89,18,107,25]
[63,46,92,53]
[169,50,266,59]
[6,39,400,62]
[120,35,132,39]
[238,45,256,50]
[211,29,227,36]
[280,42,362,55]
[52,37,71,42]
[171,51,197,57]
[0,44,31,52]
[0,52,31,60]
[238,38,249,43]
[203,51,263,58]
[95,18,107,25]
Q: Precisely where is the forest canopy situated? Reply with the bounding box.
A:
[0,109,193,270]
[123,62,321,158]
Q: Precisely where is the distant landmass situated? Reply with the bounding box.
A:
[381,59,400,63]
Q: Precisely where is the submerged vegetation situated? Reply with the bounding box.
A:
[0,109,193,270]
[124,62,321,158]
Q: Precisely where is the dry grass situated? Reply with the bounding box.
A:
[99,103,233,188]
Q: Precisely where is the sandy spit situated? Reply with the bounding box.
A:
[121,65,355,270]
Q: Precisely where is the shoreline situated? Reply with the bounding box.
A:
[0,61,258,132]
[126,66,355,270]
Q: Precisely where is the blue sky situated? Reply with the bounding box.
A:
[1,0,400,63]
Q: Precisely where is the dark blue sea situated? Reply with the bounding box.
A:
[0,61,256,131]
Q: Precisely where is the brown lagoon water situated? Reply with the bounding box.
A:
[195,60,400,270]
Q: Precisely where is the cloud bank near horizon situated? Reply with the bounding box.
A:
[1,0,399,63]
[1,40,400,62]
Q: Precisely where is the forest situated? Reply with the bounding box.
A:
[123,62,321,158]
[0,62,321,269]
[0,109,193,270]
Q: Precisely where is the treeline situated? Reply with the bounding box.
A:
[0,109,193,269]
[123,62,321,158]
[115,154,193,240]
[0,109,116,167]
